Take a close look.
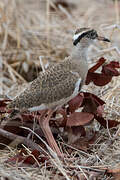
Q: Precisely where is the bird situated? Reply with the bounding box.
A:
[7,28,110,157]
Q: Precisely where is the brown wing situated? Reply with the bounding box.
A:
[8,60,81,110]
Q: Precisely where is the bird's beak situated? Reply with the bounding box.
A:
[97,36,110,42]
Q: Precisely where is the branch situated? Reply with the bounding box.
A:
[0,128,47,155]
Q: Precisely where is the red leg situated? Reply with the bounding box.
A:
[39,109,63,157]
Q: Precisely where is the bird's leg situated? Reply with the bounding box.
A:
[39,109,63,158]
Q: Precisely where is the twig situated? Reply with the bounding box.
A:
[51,158,71,180]
[46,0,50,48]
[113,126,120,139]
[77,165,89,180]
[16,26,21,49]
[39,56,45,72]
[58,5,75,25]
[21,126,59,159]
[0,128,46,155]
[60,141,93,157]
[115,0,120,24]
[76,165,107,173]
[101,24,120,30]
[106,119,113,140]
[2,24,8,50]
[2,60,27,83]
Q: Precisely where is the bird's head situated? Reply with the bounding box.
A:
[73,28,110,47]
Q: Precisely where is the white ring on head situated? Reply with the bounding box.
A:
[73,30,89,41]
[73,33,81,41]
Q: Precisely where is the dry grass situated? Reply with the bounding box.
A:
[0,0,120,179]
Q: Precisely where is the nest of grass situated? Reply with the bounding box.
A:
[0,0,120,179]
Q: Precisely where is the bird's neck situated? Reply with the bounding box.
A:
[71,44,88,80]
[71,44,88,60]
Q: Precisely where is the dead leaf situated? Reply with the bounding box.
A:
[68,132,97,151]
[88,57,106,72]
[7,148,49,166]
[70,126,86,137]
[81,92,105,115]
[102,62,120,76]
[86,72,112,86]
[56,108,67,126]
[68,93,84,113]
[107,167,120,180]
[50,0,75,11]
[6,149,27,164]
[67,112,94,127]
[23,149,40,165]
[86,58,120,86]
[83,92,105,106]
[94,115,120,128]
[0,99,11,113]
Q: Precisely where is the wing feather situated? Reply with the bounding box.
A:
[8,60,82,110]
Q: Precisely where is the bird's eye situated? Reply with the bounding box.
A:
[90,31,98,39]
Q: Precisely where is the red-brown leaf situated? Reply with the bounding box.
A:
[0,99,11,112]
[107,167,120,174]
[95,115,120,128]
[83,92,105,106]
[88,57,106,72]
[102,65,120,76]
[50,0,75,11]
[81,92,105,115]
[6,149,27,164]
[86,59,120,86]
[68,132,97,151]
[86,72,112,86]
[56,108,67,126]
[23,149,40,165]
[67,112,94,127]
[7,149,49,166]
[68,93,84,113]
[107,167,120,180]
[70,126,86,137]
[106,61,120,68]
